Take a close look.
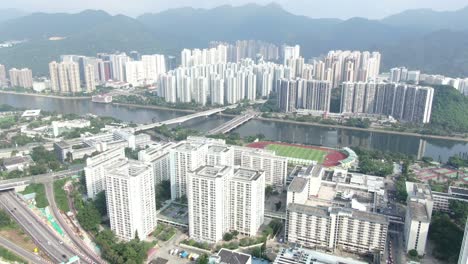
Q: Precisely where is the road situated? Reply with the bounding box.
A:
[0,166,84,191]
[0,236,50,264]
[0,191,83,263]
[44,182,105,264]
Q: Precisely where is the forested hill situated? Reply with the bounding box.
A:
[0,4,468,76]
[428,85,468,133]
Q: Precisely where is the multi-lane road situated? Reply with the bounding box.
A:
[0,235,50,264]
[44,182,105,264]
[0,191,84,263]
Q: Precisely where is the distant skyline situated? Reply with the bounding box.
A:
[2,0,468,19]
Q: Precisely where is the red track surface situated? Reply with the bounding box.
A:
[246,141,347,167]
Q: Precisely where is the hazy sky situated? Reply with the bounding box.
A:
[3,0,468,19]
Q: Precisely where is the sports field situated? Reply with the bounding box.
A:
[265,144,328,163]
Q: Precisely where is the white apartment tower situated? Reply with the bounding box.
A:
[187,165,233,243]
[170,142,208,199]
[227,168,265,236]
[138,142,175,184]
[84,64,96,92]
[0,64,6,87]
[106,160,157,241]
[233,146,288,186]
[9,68,33,88]
[84,147,126,199]
[49,61,81,93]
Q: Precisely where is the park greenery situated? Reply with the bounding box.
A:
[155,180,171,209]
[30,145,65,175]
[20,183,49,208]
[0,210,16,229]
[154,125,201,141]
[429,213,464,263]
[61,116,121,139]
[447,154,468,169]
[153,224,176,242]
[54,178,70,212]
[449,200,468,227]
[95,229,155,264]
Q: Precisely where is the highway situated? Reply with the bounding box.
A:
[0,191,83,263]
[44,182,105,264]
[0,236,50,264]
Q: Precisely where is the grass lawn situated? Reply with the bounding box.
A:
[20,183,49,208]
[266,144,328,163]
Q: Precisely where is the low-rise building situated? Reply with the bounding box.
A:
[209,248,252,264]
[274,247,367,264]
[1,155,34,172]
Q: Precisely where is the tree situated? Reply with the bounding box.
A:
[94,191,107,217]
[0,210,13,227]
[408,249,418,258]
[265,186,273,198]
[275,201,282,211]
[77,202,101,232]
[197,254,209,264]
[223,232,234,241]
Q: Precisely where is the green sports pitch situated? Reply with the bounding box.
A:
[265,144,328,163]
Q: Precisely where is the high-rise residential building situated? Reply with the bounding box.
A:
[49,61,81,93]
[278,78,298,113]
[110,53,130,82]
[211,76,225,105]
[301,80,332,112]
[233,146,288,186]
[188,165,233,243]
[142,54,166,83]
[193,76,208,106]
[106,160,157,241]
[282,45,300,64]
[169,142,208,200]
[159,73,177,103]
[227,168,265,236]
[138,142,175,185]
[459,219,468,264]
[84,147,126,199]
[125,61,146,87]
[0,64,6,87]
[9,68,33,88]
[187,165,266,243]
[340,82,434,123]
[404,182,433,256]
[84,64,96,92]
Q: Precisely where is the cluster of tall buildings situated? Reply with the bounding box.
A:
[277,79,332,113]
[48,53,166,93]
[310,50,382,88]
[340,82,434,123]
[209,40,280,63]
[84,136,287,241]
[0,64,33,89]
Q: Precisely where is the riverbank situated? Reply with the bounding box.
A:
[111,102,197,113]
[256,117,468,143]
[111,102,238,118]
[0,90,91,100]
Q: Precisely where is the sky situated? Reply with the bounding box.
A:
[2,0,468,19]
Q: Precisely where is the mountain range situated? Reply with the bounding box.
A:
[0,3,467,77]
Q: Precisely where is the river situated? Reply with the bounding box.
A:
[0,93,466,162]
